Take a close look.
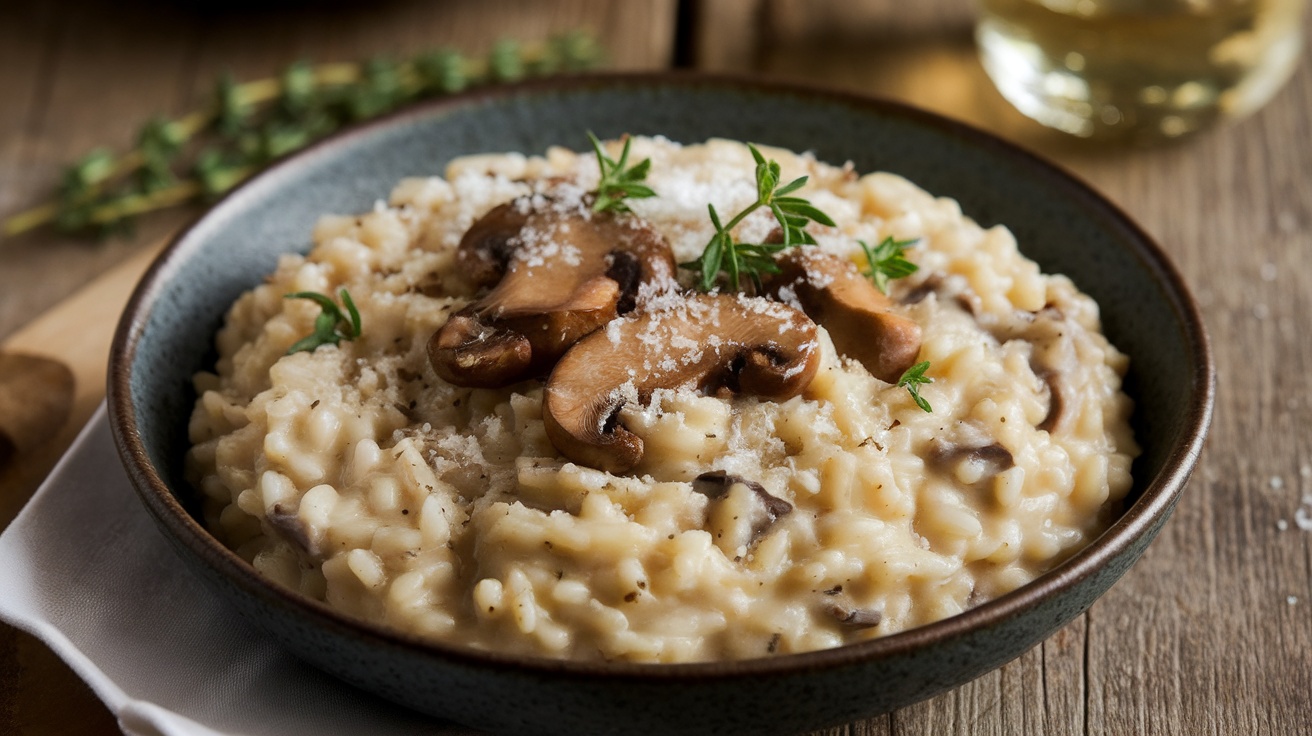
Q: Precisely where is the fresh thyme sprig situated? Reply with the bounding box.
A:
[896,360,934,413]
[285,289,362,354]
[681,143,836,292]
[859,235,920,294]
[2,33,602,241]
[588,132,655,214]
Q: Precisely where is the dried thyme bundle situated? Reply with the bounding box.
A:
[2,33,601,240]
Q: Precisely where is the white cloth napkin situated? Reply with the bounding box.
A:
[0,405,476,736]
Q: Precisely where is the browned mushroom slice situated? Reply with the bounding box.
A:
[430,278,619,388]
[455,200,532,289]
[543,294,821,474]
[693,470,793,554]
[767,249,921,384]
[429,197,676,388]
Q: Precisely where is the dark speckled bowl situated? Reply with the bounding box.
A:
[108,74,1213,736]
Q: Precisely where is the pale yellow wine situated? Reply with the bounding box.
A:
[977,0,1305,139]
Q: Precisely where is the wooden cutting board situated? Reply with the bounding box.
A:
[0,238,168,528]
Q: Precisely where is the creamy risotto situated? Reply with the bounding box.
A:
[186,137,1137,662]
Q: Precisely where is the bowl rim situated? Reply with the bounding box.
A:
[109,70,1215,681]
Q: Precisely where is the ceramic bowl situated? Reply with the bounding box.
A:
[108,74,1214,736]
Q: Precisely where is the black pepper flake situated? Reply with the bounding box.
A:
[544,541,553,549]
[401,509,409,515]
[624,592,638,602]
[310,400,320,409]
[823,585,843,595]
[767,633,782,654]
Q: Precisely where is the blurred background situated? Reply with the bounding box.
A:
[1,1,1309,734]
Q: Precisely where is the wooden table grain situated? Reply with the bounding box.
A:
[1,1,1309,733]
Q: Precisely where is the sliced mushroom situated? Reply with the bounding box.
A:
[825,603,883,629]
[543,294,821,474]
[429,196,676,388]
[1015,308,1073,433]
[898,273,943,306]
[693,470,792,553]
[898,273,981,318]
[1036,369,1065,433]
[986,304,1065,344]
[268,503,320,556]
[929,440,1015,483]
[766,249,921,383]
[693,471,793,518]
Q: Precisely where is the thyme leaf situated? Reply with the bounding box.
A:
[588,132,656,214]
[896,360,934,413]
[681,143,835,292]
[859,235,920,294]
[285,288,362,354]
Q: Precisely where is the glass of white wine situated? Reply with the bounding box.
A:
[976,0,1306,140]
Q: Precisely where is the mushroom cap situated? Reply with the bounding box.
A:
[770,249,922,384]
[542,293,821,474]
[429,195,676,388]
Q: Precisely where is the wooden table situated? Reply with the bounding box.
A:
[1,1,1309,733]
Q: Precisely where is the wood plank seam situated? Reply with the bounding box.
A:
[17,9,62,158]
[1083,610,1091,736]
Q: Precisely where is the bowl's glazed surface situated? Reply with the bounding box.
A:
[109,74,1213,736]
